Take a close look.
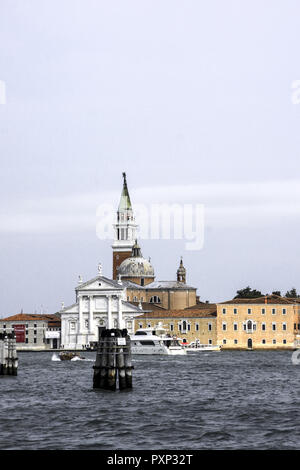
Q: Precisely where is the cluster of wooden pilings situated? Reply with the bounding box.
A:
[0,332,18,376]
[93,328,133,391]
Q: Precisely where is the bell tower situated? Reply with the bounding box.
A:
[112,173,138,279]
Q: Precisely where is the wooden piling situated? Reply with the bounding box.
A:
[93,328,133,391]
[0,332,18,376]
[124,331,133,389]
[0,333,3,375]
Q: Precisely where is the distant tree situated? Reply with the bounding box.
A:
[272,291,281,296]
[234,286,263,299]
[285,288,299,298]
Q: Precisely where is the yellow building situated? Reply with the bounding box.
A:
[216,294,300,350]
[134,303,217,346]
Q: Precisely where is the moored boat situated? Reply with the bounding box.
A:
[131,323,186,355]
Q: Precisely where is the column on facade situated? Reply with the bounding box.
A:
[78,295,83,337]
[89,295,94,334]
[107,295,112,330]
[118,296,124,329]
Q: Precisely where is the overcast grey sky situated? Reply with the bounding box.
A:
[1,0,300,316]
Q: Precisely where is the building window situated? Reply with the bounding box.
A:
[208,339,212,345]
[34,330,37,335]
[245,320,256,333]
[170,323,174,332]
[234,339,238,344]
[262,339,266,344]
[222,308,226,314]
[178,324,182,331]
[273,339,276,344]
[149,296,161,303]
[247,308,252,315]
[272,308,276,315]
[222,322,227,331]
[208,323,212,331]
[233,323,238,331]
[282,323,287,331]
[182,320,187,332]
[223,339,227,344]
[261,308,266,315]
[70,322,76,332]
[141,279,145,286]
[283,339,287,344]
[272,323,276,331]
[187,323,191,331]
[85,320,89,329]
[234,308,238,315]
[147,323,151,328]
[195,323,199,331]
[139,323,143,329]
[282,308,286,315]
[262,323,266,331]
[34,338,37,344]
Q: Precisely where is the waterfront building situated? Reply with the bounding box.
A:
[216,294,300,350]
[134,303,217,345]
[59,265,143,350]
[0,313,61,351]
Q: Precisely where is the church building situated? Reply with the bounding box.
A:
[59,264,143,350]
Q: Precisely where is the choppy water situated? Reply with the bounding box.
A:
[0,350,299,449]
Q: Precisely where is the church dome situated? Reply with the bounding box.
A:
[117,240,155,278]
[118,256,154,277]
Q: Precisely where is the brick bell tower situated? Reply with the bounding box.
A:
[112,172,138,279]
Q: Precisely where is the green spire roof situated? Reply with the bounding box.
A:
[118,172,132,211]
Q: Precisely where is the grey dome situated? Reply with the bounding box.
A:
[118,256,155,278]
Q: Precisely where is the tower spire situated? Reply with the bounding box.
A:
[119,172,132,211]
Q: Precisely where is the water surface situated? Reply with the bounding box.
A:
[0,351,299,449]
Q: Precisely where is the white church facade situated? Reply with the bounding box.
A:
[60,265,143,350]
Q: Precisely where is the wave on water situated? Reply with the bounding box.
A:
[51,353,60,362]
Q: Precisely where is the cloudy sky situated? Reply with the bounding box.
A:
[1,0,300,315]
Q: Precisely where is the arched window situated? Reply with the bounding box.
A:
[245,320,256,332]
[149,296,161,303]
[133,296,138,302]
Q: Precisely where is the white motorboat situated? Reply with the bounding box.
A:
[185,340,221,352]
[131,324,186,355]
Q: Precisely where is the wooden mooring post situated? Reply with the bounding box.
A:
[93,328,133,391]
[0,332,18,376]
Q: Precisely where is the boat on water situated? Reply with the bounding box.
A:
[58,351,85,361]
[130,323,186,355]
[185,340,221,352]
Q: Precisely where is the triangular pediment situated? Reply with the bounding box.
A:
[75,275,123,292]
